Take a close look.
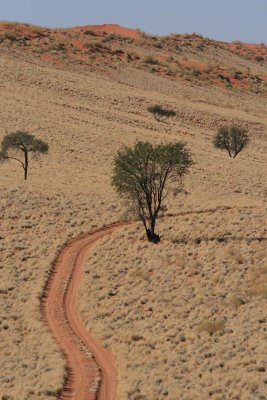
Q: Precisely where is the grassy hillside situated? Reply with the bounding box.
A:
[0,21,267,93]
[0,22,266,400]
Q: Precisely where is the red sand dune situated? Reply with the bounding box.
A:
[69,24,140,40]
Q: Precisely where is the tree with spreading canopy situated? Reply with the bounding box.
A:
[0,131,49,180]
[213,126,250,158]
[112,141,193,243]
[147,105,176,122]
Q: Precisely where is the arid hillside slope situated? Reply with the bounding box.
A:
[0,23,266,400]
[0,22,267,92]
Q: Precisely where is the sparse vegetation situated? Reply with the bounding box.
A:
[255,56,264,63]
[143,55,160,65]
[213,126,250,158]
[197,319,226,335]
[50,41,65,51]
[0,32,18,42]
[0,22,266,91]
[112,141,192,243]
[247,279,267,298]
[0,20,267,400]
[0,131,49,180]
[225,295,245,308]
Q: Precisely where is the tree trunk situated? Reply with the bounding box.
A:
[24,151,28,180]
[147,218,160,243]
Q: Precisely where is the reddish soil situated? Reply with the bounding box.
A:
[0,22,266,91]
[42,222,130,399]
[69,24,140,40]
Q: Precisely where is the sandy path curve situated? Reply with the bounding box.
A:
[42,222,129,400]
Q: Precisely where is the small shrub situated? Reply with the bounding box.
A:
[44,388,63,397]
[197,319,226,335]
[144,55,160,65]
[0,32,18,42]
[233,70,243,80]
[107,33,120,40]
[154,42,163,49]
[113,48,124,55]
[226,295,245,308]
[50,42,65,51]
[84,29,97,36]
[255,56,264,63]
[127,52,134,61]
[217,73,231,82]
[131,334,144,341]
[127,52,139,61]
[84,41,110,52]
[130,269,150,282]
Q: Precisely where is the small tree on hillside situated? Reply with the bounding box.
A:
[112,141,192,243]
[0,131,49,180]
[148,105,176,122]
[213,126,250,158]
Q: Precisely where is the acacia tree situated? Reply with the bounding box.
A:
[213,126,250,158]
[0,131,49,180]
[148,105,176,122]
[112,141,192,243]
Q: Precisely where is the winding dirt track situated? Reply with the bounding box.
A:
[42,222,129,400]
[42,208,234,399]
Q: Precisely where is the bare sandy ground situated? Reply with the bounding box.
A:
[0,45,266,400]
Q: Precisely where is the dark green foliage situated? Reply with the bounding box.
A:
[0,131,49,180]
[213,126,250,158]
[147,105,176,122]
[112,141,192,243]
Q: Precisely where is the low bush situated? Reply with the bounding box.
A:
[144,55,160,65]
[197,319,225,335]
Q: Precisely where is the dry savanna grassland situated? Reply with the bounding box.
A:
[0,22,267,400]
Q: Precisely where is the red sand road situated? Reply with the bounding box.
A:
[42,222,129,399]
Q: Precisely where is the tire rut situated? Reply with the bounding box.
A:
[41,222,130,400]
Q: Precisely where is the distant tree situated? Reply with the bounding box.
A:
[213,126,250,158]
[112,141,192,243]
[148,105,176,122]
[0,131,49,180]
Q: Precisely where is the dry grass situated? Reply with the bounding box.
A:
[197,319,226,335]
[0,30,266,400]
[78,211,267,399]
[247,281,267,298]
[0,21,267,93]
